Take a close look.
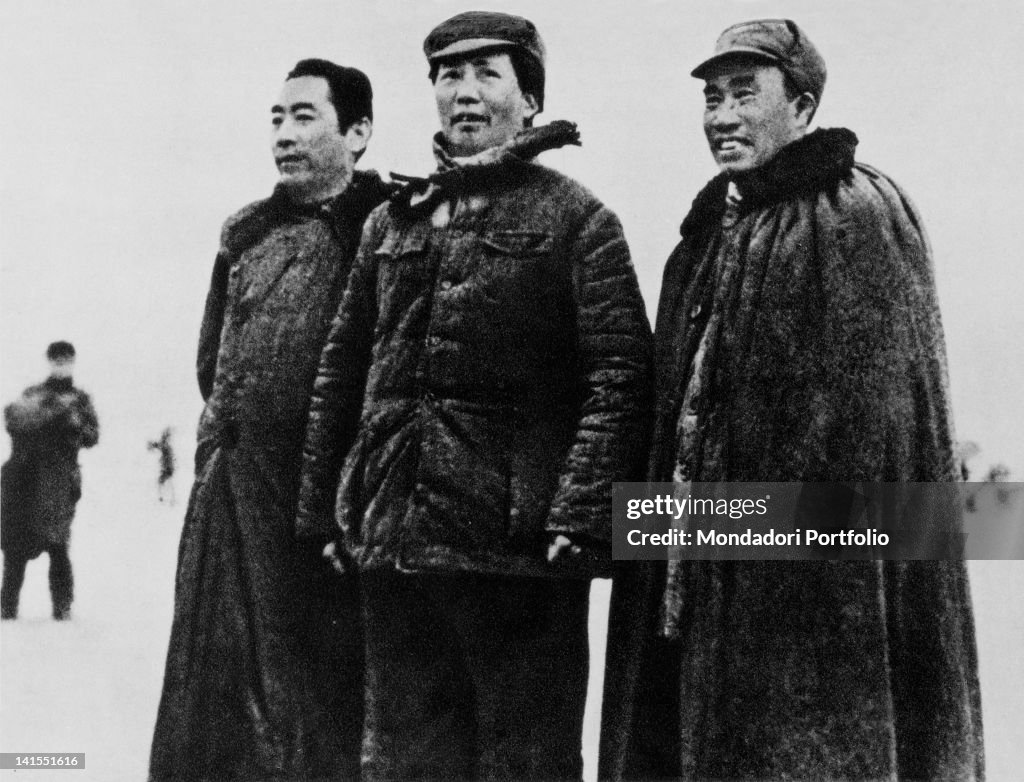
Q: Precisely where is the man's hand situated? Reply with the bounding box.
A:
[547,534,583,563]
[322,540,349,575]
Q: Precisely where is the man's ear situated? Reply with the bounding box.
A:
[522,92,540,124]
[344,117,372,155]
[794,92,817,130]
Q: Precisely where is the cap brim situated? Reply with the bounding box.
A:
[691,47,782,79]
[427,37,517,62]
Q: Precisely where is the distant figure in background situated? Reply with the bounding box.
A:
[1,341,99,621]
[147,427,176,505]
[149,59,393,782]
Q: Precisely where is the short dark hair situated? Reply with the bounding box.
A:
[287,58,373,132]
[46,341,75,361]
[429,45,545,124]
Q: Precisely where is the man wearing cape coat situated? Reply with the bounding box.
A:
[600,19,984,782]
[149,59,392,781]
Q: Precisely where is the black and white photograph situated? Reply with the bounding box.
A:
[1,1,1021,780]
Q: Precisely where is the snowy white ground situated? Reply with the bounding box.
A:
[1,443,1022,781]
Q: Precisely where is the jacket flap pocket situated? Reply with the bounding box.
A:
[480,231,553,257]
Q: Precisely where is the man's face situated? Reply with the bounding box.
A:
[434,52,538,157]
[702,61,809,175]
[271,76,366,202]
[48,357,74,379]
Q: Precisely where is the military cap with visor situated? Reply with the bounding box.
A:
[423,11,547,109]
[691,19,827,103]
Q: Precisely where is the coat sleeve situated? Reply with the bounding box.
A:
[196,242,233,402]
[294,211,385,543]
[74,390,99,449]
[545,203,653,545]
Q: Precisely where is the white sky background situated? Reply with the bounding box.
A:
[1,0,1022,475]
[1,2,1023,778]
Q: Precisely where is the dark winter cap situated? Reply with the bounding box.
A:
[691,19,827,103]
[424,11,546,107]
[46,341,76,360]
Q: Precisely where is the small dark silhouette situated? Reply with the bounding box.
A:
[1,341,99,620]
[984,464,1014,506]
[958,442,1016,512]
[147,427,176,505]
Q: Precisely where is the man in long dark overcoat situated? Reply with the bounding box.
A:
[2,340,98,621]
[600,19,984,782]
[149,59,393,781]
[296,12,652,780]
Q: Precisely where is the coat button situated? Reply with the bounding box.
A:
[439,280,452,291]
[427,335,441,347]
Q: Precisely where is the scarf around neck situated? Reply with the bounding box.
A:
[391,120,581,213]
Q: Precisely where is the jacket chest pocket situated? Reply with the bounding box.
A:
[480,230,552,256]
[472,230,554,305]
[374,229,434,310]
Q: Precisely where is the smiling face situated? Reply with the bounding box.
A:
[433,51,539,157]
[270,76,369,203]
[702,60,814,176]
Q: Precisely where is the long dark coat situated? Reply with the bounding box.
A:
[296,125,652,578]
[149,172,392,782]
[2,376,99,558]
[600,129,984,781]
